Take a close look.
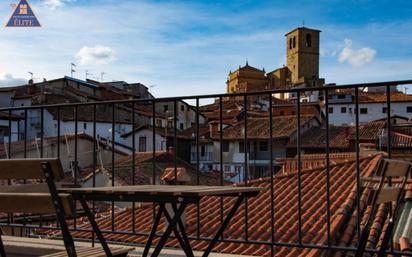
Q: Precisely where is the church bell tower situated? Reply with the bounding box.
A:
[286,27,321,86]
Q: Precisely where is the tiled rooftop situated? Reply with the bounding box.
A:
[45,153,412,257]
[286,126,352,151]
[217,115,319,140]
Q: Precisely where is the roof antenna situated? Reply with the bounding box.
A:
[70,63,76,77]
[85,70,91,80]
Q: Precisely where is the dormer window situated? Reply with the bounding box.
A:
[306,33,312,47]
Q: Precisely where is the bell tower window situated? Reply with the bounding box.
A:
[293,36,296,48]
[289,38,292,49]
[306,33,312,47]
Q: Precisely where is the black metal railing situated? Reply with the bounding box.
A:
[0,79,412,256]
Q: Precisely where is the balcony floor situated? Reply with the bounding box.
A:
[2,235,252,257]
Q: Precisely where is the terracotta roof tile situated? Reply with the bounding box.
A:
[217,115,319,140]
[287,126,352,150]
[56,154,412,256]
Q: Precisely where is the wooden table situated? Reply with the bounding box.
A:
[59,185,263,257]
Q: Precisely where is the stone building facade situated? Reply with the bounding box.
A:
[226,27,325,96]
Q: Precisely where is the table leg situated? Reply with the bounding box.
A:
[142,205,164,257]
[202,194,245,257]
[151,202,188,257]
[163,204,194,257]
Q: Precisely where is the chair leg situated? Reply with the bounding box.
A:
[80,198,113,257]
[42,161,77,257]
[0,228,6,257]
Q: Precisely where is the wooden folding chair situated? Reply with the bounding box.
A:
[0,158,133,257]
[355,158,411,257]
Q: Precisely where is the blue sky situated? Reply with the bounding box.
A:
[0,0,412,97]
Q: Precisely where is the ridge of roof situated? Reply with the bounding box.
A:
[235,153,385,187]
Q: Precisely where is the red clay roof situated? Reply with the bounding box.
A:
[60,153,412,256]
[217,115,319,140]
[287,126,352,150]
[277,152,360,174]
[98,151,221,186]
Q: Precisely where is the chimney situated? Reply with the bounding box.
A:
[209,122,219,137]
[27,79,35,95]
[344,126,351,138]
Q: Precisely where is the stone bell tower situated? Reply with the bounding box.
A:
[286,27,322,87]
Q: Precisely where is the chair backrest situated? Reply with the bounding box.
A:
[0,158,64,180]
[0,158,73,215]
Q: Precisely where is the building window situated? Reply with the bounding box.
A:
[328,107,333,114]
[293,36,296,48]
[259,141,268,152]
[180,105,185,112]
[235,166,242,173]
[201,145,205,156]
[83,123,87,130]
[360,108,368,114]
[289,38,293,49]
[179,123,184,130]
[341,107,347,113]
[338,94,346,99]
[224,166,231,172]
[163,105,169,112]
[280,111,285,116]
[239,142,245,153]
[407,106,412,113]
[291,111,295,115]
[306,33,312,47]
[138,136,147,152]
[382,107,387,113]
[222,141,229,152]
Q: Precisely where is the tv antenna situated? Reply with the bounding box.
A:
[100,72,106,82]
[70,63,76,77]
[85,70,91,80]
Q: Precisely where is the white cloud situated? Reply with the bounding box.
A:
[75,45,116,65]
[43,0,75,10]
[0,73,26,87]
[338,39,377,67]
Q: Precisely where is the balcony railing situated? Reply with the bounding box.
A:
[0,79,412,256]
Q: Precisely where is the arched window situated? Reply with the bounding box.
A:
[289,38,292,49]
[293,36,296,48]
[306,33,312,47]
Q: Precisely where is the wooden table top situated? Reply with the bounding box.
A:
[59,185,263,197]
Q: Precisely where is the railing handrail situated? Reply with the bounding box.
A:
[1,79,411,111]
